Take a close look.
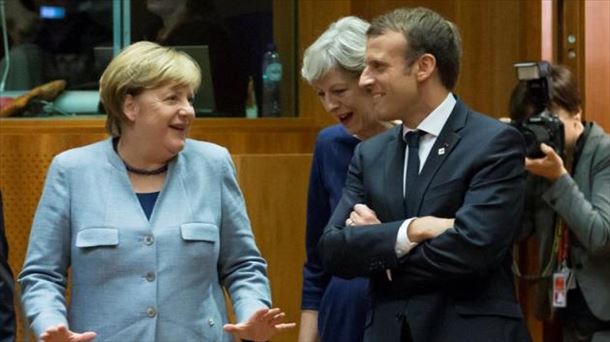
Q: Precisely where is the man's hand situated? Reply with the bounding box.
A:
[345,204,381,227]
[223,307,296,342]
[40,324,96,342]
[408,216,455,243]
[525,143,568,181]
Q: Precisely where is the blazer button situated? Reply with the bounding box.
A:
[145,272,156,282]
[208,318,215,326]
[144,235,154,246]
[146,307,157,318]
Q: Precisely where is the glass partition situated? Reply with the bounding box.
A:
[1,0,113,91]
[0,0,297,118]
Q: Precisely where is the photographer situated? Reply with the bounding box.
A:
[511,64,610,342]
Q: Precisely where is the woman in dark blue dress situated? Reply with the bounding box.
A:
[298,17,392,342]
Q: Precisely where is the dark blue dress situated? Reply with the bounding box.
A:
[301,124,369,342]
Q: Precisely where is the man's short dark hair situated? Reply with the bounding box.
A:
[367,7,462,90]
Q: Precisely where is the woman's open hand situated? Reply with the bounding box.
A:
[40,324,96,342]
[223,307,296,342]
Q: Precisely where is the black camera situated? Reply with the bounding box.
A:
[511,61,564,159]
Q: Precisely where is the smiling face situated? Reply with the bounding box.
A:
[123,82,195,159]
[311,68,377,138]
[359,30,420,123]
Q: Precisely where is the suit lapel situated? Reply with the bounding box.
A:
[385,125,407,220]
[412,100,468,215]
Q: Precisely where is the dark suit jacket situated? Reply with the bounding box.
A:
[319,99,531,342]
[0,192,16,342]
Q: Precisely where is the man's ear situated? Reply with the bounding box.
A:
[123,94,137,122]
[415,53,436,82]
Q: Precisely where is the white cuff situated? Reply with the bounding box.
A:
[395,218,418,257]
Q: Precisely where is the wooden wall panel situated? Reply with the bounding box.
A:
[454,0,523,118]
[558,0,585,91]
[234,154,311,342]
[584,0,610,131]
[351,0,455,21]
[0,118,320,155]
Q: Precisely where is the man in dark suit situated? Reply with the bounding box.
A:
[0,191,16,342]
[319,7,531,342]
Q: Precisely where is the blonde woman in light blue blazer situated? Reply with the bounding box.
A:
[19,41,294,342]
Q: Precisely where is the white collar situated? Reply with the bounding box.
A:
[403,93,456,137]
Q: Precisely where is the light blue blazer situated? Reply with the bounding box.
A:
[19,138,271,341]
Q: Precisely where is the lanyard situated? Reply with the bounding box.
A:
[555,218,570,268]
[518,215,566,280]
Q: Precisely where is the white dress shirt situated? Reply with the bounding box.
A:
[395,93,456,257]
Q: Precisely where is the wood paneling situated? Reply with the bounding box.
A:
[234,154,311,342]
[558,0,585,89]
[584,0,610,131]
[0,117,320,155]
[351,0,455,21]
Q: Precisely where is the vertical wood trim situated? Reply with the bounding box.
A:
[584,0,610,130]
[541,0,554,61]
[559,0,585,97]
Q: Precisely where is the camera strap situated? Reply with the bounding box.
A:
[512,216,565,280]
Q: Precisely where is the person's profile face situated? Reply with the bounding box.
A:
[359,30,418,123]
[125,82,195,157]
[311,68,375,138]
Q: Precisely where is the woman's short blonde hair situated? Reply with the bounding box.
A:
[99,41,202,136]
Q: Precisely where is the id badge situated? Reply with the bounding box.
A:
[552,272,568,308]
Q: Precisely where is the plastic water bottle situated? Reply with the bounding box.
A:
[245,76,258,119]
[261,44,282,117]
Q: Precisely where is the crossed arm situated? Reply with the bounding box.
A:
[319,128,526,288]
